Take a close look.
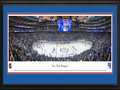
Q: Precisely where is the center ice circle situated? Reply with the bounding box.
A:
[32,40,92,58]
[60,47,69,52]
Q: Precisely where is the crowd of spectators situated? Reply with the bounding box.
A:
[9,31,111,61]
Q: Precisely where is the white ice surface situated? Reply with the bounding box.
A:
[32,40,92,58]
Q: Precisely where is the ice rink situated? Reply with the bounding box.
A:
[32,40,92,58]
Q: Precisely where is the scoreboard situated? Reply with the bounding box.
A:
[57,17,72,32]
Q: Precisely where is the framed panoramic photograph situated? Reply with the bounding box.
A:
[8,13,113,74]
[0,0,120,90]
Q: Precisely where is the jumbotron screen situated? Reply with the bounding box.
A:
[57,16,72,32]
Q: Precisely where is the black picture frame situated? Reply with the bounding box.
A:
[0,0,120,89]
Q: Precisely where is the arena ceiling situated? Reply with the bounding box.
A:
[34,16,95,21]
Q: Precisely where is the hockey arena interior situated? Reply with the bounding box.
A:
[9,16,111,61]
